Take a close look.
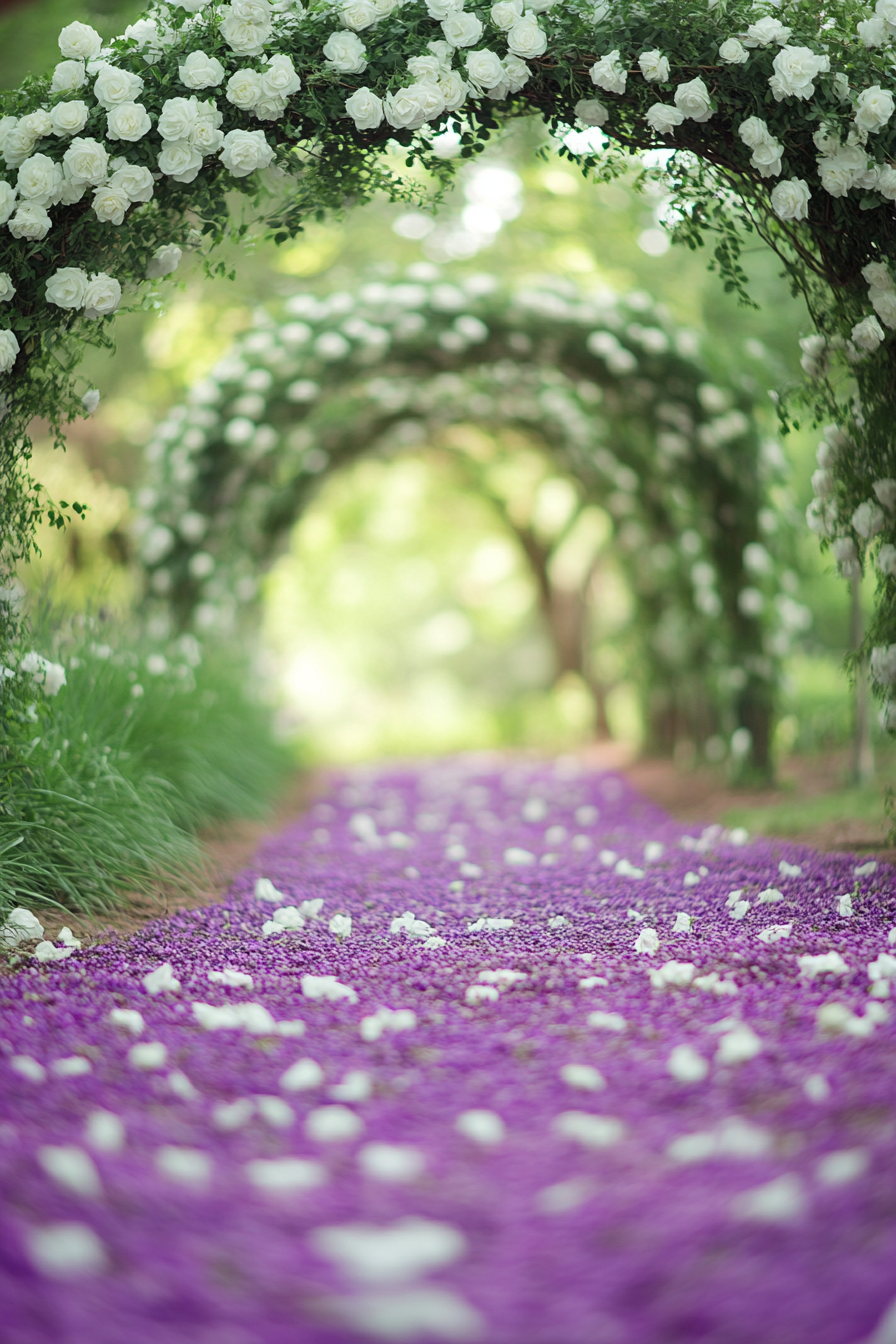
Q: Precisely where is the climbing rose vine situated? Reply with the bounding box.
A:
[0,0,895,701]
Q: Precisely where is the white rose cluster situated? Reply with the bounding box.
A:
[862,261,896,331]
[737,116,783,178]
[814,128,874,200]
[156,96,227,181]
[219,0,273,56]
[45,266,121,318]
[226,55,301,119]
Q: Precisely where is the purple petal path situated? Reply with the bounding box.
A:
[2,757,895,1344]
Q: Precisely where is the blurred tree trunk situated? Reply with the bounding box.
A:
[851,574,875,786]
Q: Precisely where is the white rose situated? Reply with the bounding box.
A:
[872,287,896,328]
[93,65,143,109]
[158,96,199,142]
[58,176,85,205]
[851,313,885,351]
[2,128,37,169]
[20,110,53,142]
[49,100,89,136]
[863,260,893,290]
[262,53,301,96]
[83,271,121,318]
[879,544,896,576]
[62,136,109,185]
[109,162,154,202]
[769,46,829,101]
[412,80,447,121]
[574,97,608,127]
[818,144,868,197]
[146,244,182,278]
[92,183,130,224]
[227,69,263,109]
[324,31,368,72]
[219,127,275,175]
[106,102,152,142]
[855,85,895,134]
[744,16,791,47]
[407,54,443,81]
[750,136,783,177]
[674,76,713,122]
[857,15,889,47]
[877,0,896,26]
[770,177,810,220]
[220,0,272,54]
[738,115,770,149]
[502,54,529,93]
[442,9,484,46]
[853,500,886,536]
[251,95,286,120]
[719,38,748,64]
[0,273,15,301]
[191,103,225,151]
[831,72,850,102]
[8,203,51,240]
[345,86,384,129]
[46,266,89,308]
[425,0,462,17]
[877,164,896,199]
[638,49,669,82]
[0,182,15,224]
[874,479,896,509]
[179,51,226,88]
[384,85,427,129]
[158,140,203,181]
[490,0,522,30]
[58,21,102,60]
[590,49,626,95]
[17,154,63,205]
[438,70,468,108]
[341,0,378,27]
[506,14,545,57]
[0,328,19,373]
[645,103,684,135]
[466,48,505,90]
[51,59,87,92]
[124,17,176,61]
[427,39,454,67]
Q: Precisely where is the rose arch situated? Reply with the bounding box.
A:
[134,272,800,771]
[0,0,895,715]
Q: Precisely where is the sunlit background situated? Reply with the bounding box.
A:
[3,0,873,772]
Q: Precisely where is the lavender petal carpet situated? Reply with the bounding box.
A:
[2,757,895,1344]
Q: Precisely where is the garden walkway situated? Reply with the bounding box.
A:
[1,756,895,1344]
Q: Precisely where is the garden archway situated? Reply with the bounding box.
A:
[135,272,799,771]
[0,0,894,724]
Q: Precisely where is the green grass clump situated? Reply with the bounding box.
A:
[0,607,293,923]
[722,784,889,840]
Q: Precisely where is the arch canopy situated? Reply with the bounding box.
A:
[137,271,802,769]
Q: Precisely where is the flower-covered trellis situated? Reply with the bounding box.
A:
[1,0,894,706]
[136,272,803,770]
